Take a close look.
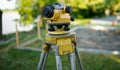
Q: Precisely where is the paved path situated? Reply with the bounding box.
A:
[72,26,120,51]
[90,16,120,25]
[71,25,120,55]
[78,48,120,55]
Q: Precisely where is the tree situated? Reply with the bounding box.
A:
[16,0,120,23]
[0,9,2,37]
[104,0,120,13]
[16,0,57,25]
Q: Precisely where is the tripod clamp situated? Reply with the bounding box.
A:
[43,33,76,55]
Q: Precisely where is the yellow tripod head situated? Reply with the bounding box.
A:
[42,3,74,34]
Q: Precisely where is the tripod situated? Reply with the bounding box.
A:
[37,33,84,70]
[37,2,84,70]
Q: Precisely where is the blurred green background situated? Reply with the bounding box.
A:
[17,0,120,25]
[0,0,120,70]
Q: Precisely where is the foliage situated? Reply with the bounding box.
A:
[70,0,120,18]
[104,0,120,12]
[16,0,120,24]
[16,0,57,25]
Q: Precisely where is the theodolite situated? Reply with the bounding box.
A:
[37,3,83,70]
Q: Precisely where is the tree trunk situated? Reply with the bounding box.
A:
[0,10,2,38]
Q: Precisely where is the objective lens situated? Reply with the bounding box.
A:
[42,5,54,18]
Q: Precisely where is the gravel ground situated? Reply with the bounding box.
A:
[73,26,120,51]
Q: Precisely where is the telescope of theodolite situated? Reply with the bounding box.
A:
[42,2,74,35]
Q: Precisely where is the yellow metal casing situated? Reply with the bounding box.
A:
[48,31,70,35]
[45,35,56,44]
[46,10,71,23]
[46,10,71,34]
[43,33,76,55]
[44,7,72,35]
[57,38,74,55]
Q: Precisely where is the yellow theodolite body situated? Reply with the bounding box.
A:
[42,3,75,55]
[46,9,71,34]
[38,3,84,70]
[46,9,71,23]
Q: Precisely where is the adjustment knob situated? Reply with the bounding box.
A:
[70,17,74,21]
[65,6,72,13]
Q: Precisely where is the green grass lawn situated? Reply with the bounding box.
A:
[0,27,46,49]
[0,48,120,70]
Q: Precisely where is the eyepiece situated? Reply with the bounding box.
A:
[42,5,54,18]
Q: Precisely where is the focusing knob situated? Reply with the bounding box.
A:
[42,5,54,18]
[65,6,72,13]
[70,17,74,21]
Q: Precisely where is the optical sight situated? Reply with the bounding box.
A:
[42,3,74,34]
